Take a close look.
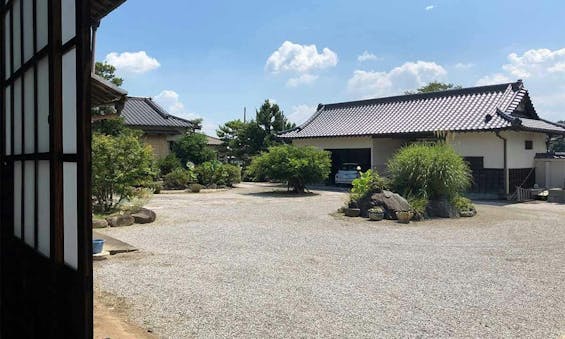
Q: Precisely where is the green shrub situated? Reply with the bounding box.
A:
[247,145,331,193]
[158,154,182,176]
[92,130,156,213]
[190,183,203,193]
[171,133,217,165]
[387,142,471,200]
[163,168,195,189]
[451,195,475,212]
[350,170,387,202]
[224,164,242,186]
[195,161,242,187]
[407,195,429,220]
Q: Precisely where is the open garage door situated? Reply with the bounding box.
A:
[1,0,93,337]
[326,148,371,184]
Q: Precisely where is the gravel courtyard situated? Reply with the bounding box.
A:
[94,183,565,338]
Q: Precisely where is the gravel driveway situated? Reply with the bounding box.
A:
[94,183,565,338]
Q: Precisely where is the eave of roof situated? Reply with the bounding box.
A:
[121,96,196,129]
[91,73,127,107]
[91,0,127,22]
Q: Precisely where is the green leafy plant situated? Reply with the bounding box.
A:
[223,164,242,186]
[194,161,241,187]
[451,195,475,212]
[407,195,429,220]
[158,154,182,176]
[387,142,471,200]
[163,168,195,189]
[92,130,156,213]
[350,170,388,202]
[247,145,331,193]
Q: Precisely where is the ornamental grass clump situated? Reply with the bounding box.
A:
[387,142,472,200]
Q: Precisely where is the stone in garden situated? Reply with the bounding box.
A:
[358,190,411,219]
[92,218,108,229]
[131,208,157,224]
[106,214,135,227]
[427,199,459,218]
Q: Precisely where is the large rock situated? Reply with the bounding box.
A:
[427,199,459,218]
[92,218,108,229]
[358,190,412,219]
[106,214,134,227]
[131,208,156,224]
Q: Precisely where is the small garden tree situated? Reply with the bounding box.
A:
[92,130,156,212]
[172,132,216,165]
[247,145,331,193]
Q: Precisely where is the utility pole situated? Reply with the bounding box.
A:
[243,107,247,123]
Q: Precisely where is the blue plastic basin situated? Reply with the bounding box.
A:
[93,239,105,254]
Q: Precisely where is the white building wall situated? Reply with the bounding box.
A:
[535,158,565,188]
[449,132,505,168]
[372,138,404,173]
[504,131,547,168]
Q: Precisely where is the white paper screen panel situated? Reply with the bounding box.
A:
[36,0,48,50]
[5,86,10,155]
[13,78,22,155]
[62,49,77,154]
[63,162,78,269]
[24,69,34,154]
[37,57,50,152]
[22,0,33,62]
[61,0,76,44]
[4,11,10,78]
[12,0,21,70]
[37,161,50,256]
[13,161,21,238]
[24,161,35,247]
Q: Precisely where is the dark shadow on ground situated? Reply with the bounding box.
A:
[241,190,320,198]
[473,200,517,207]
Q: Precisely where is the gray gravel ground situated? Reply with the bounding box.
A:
[94,183,565,338]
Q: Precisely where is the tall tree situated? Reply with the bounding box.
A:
[95,62,123,86]
[405,81,462,94]
[256,100,295,147]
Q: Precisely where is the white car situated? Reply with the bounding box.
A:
[335,163,361,185]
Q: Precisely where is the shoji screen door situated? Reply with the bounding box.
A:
[0,0,92,337]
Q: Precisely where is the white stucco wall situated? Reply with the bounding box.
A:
[449,132,505,168]
[535,158,565,188]
[504,131,547,168]
[372,138,404,173]
[449,131,546,169]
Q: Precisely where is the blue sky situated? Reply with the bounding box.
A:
[96,0,565,135]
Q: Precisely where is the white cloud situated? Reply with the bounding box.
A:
[104,51,160,74]
[455,62,474,69]
[502,48,565,78]
[288,104,317,125]
[154,90,219,135]
[425,5,435,11]
[286,74,319,87]
[358,51,379,62]
[266,41,338,74]
[347,61,447,98]
[475,73,511,86]
[155,90,186,115]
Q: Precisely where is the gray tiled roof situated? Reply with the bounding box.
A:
[280,81,565,138]
[121,96,194,129]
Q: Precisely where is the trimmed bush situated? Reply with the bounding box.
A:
[163,168,194,189]
[387,142,471,200]
[158,154,182,176]
[195,161,242,187]
[190,183,202,193]
[247,145,331,193]
[224,164,242,186]
[451,195,475,212]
